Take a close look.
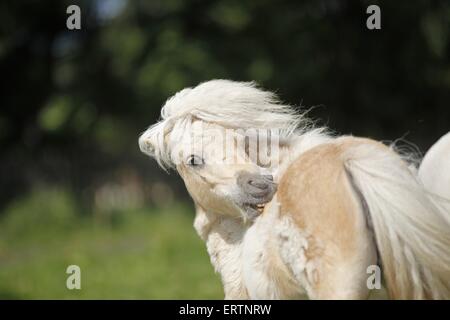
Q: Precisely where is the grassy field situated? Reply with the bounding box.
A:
[0,189,388,300]
[0,190,223,299]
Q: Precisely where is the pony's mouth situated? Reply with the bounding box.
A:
[243,203,267,219]
[235,171,277,220]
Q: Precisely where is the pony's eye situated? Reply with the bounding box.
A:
[187,155,204,167]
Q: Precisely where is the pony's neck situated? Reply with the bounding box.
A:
[274,129,332,180]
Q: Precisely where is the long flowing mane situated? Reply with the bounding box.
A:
[139,80,318,169]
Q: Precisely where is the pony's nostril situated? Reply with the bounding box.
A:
[248,178,269,189]
[237,171,276,196]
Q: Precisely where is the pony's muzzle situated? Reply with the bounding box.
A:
[236,171,277,220]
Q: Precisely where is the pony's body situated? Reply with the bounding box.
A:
[139,80,450,299]
[419,132,450,200]
[195,137,378,299]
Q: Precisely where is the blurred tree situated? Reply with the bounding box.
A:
[0,0,449,210]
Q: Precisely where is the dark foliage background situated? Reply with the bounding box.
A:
[1,0,450,210]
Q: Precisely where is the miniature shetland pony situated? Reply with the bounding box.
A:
[139,80,450,299]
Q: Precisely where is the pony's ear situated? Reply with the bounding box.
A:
[138,129,156,157]
[138,123,172,171]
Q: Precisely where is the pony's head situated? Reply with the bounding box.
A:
[139,80,306,220]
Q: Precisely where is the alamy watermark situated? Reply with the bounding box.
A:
[366,5,381,30]
[66,265,81,290]
[66,5,81,30]
[367,265,382,290]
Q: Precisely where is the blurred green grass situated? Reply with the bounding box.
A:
[0,190,223,299]
[0,189,388,300]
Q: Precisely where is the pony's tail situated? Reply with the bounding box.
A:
[343,141,450,299]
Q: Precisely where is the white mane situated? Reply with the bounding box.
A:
[139,79,315,169]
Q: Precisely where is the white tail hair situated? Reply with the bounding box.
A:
[344,142,450,299]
